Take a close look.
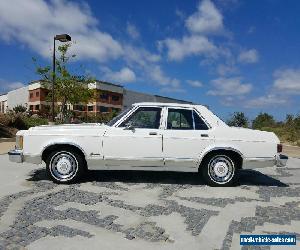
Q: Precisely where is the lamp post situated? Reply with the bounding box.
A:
[51,34,71,123]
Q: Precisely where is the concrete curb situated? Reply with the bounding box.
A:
[0,138,15,143]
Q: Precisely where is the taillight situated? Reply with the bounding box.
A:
[277,144,282,153]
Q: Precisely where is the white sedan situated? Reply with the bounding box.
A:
[8,102,288,186]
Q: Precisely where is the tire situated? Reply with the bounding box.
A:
[46,148,86,184]
[200,153,237,187]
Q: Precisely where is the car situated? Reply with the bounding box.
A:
[8,102,288,186]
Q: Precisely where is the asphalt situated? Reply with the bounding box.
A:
[0,154,299,249]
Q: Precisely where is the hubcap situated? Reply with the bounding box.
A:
[50,152,78,181]
[208,155,234,184]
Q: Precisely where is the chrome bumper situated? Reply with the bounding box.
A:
[243,154,288,169]
[275,154,288,167]
[8,149,23,163]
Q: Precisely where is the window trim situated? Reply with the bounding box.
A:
[164,107,211,130]
[115,106,163,129]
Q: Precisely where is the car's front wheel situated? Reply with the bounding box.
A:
[46,148,86,184]
[200,153,237,186]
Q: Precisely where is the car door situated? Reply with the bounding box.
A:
[103,106,164,169]
[162,107,214,171]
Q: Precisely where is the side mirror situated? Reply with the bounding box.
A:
[124,122,135,131]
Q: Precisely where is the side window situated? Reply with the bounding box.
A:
[193,111,209,130]
[119,107,162,129]
[167,109,193,130]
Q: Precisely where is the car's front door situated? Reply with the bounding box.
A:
[103,106,163,169]
[162,108,214,171]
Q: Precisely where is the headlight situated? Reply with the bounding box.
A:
[16,135,23,150]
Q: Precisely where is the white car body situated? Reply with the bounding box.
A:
[9,102,287,184]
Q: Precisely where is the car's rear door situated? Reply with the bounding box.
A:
[162,107,214,171]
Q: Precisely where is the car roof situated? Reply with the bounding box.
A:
[132,102,204,109]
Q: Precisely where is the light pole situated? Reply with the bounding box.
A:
[51,34,71,123]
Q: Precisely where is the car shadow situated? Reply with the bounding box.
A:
[27,168,288,187]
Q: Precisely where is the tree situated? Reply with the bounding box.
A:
[33,43,94,121]
[13,105,27,113]
[227,112,249,128]
[252,112,276,129]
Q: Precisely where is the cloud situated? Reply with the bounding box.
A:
[126,22,140,40]
[0,79,25,93]
[187,80,203,87]
[238,49,259,64]
[245,94,288,108]
[273,68,300,94]
[185,0,223,34]
[163,35,218,61]
[207,77,252,96]
[102,67,136,83]
[0,0,123,61]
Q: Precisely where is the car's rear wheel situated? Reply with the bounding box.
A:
[200,153,237,186]
[46,148,85,184]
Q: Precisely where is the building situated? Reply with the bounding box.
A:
[0,93,7,113]
[0,80,193,115]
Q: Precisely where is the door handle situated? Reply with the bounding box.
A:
[149,132,158,135]
[201,134,209,137]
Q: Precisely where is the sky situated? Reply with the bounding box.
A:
[0,0,299,121]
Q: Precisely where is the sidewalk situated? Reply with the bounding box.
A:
[0,141,15,155]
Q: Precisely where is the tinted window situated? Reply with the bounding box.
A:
[193,111,209,130]
[167,109,193,130]
[120,107,162,129]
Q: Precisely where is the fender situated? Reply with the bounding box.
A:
[41,139,87,158]
[197,144,244,165]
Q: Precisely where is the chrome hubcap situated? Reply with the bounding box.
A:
[50,152,78,181]
[208,155,234,184]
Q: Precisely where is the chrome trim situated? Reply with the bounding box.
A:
[41,142,87,158]
[276,154,288,167]
[8,149,23,163]
[243,157,275,169]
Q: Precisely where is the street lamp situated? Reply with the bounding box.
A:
[51,34,71,123]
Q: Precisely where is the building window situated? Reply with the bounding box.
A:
[100,93,108,100]
[29,105,33,111]
[30,93,33,98]
[35,105,40,111]
[36,91,39,97]
[97,106,109,113]
[112,95,120,102]
[87,106,94,112]
[73,105,85,111]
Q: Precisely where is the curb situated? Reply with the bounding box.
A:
[0,138,15,143]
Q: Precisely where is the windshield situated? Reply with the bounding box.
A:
[106,107,132,126]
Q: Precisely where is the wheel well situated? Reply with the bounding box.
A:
[199,149,243,170]
[42,144,86,164]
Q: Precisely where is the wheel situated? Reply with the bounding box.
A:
[200,153,237,187]
[46,148,86,184]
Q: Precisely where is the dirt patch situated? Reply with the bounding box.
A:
[283,144,300,158]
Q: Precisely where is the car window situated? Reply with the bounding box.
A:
[193,111,209,130]
[167,109,193,130]
[107,107,131,126]
[119,107,162,129]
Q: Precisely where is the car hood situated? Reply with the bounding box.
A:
[18,123,108,136]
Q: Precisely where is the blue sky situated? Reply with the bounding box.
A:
[0,0,299,121]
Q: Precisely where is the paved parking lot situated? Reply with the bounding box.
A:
[0,154,299,250]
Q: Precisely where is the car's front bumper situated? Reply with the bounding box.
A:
[243,154,288,169]
[8,149,23,163]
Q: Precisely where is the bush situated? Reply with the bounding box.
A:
[23,116,48,128]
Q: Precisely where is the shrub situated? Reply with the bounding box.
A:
[23,116,48,128]
[13,105,27,113]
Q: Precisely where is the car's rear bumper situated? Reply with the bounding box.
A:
[243,154,288,169]
[8,150,42,164]
[8,149,23,163]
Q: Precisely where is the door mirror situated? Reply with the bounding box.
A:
[124,122,135,131]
